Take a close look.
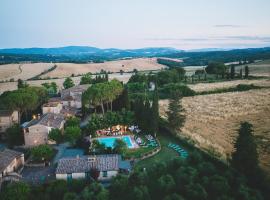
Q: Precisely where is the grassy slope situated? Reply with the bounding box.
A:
[135,133,182,169]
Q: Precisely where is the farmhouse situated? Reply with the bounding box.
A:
[60,106,78,117]
[56,154,130,181]
[61,85,90,109]
[0,149,24,178]
[42,102,63,114]
[22,113,65,147]
[0,110,19,134]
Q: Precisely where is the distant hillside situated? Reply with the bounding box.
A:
[0,46,270,65]
[166,47,270,66]
[0,46,182,55]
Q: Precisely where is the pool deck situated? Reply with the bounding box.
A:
[93,135,139,149]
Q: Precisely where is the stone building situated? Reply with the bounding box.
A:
[22,113,65,147]
[0,110,19,134]
[0,149,24,178]
[42,101,63,114]
[56,154,130,181]
[60,85,90,109]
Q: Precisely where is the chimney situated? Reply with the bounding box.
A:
[87,156,96,163]
[76,155,80,165]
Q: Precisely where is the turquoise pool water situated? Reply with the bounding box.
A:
[97,136,133,148]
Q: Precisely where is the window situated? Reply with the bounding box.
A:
[102,171,108,177]
[85,172,90,179]
[67,173,72,181]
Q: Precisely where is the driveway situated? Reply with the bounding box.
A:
[53,143,84,164]
[22,166,55,184]
[53,143,70,164]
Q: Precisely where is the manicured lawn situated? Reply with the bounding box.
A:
[124,146,155,159]
[134,133,183,169]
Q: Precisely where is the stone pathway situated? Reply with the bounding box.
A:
[53,143,69,164]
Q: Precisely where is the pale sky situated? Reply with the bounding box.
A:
[0,0,270,50]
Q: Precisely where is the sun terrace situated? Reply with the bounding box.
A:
[92,125,159,151]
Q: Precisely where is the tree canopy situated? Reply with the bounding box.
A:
[83,79,123,114]
[5,124,24,147]
[31,144,54,162]
[63,77,75,89]
[166,92,185,133]
[65,126,82,146]
[205,62,227,75]
[48,128,63,144]
[0,86,48,123]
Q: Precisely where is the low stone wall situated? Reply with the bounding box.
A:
[25,162,46,167]
[130,138,162,162]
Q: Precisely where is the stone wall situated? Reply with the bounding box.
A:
[24,124,48,146]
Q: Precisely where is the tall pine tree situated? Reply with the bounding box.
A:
[166,92,185,134]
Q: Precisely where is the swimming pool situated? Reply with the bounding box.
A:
[96,136,134,148]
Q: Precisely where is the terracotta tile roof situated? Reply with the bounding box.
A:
[62,85,90,94]
[42,102,61,107]
[56,154,120,174]
[48,97,62,103]
[24,113,65,129]
[0,149,23,172]
[60,107,78,116]
[62,96,74,101]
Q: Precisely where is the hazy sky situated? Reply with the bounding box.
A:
[1,0,270,50]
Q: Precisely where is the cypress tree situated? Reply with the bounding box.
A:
[244,65,249,79]
[150,88,159,135]
[143,99,151,133]
[230,65,235,79]
[166,92,185,134]
[134,98,144,129]
[113,87,130,111]
[239,68,243,78]
[122,87,130,110]
[232,122,259,178]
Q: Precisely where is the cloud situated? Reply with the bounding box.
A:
[213,24,244,28]
[143,35,270,50]
[144,36,270,42]
[225,36,270,42]
[145,38,211,42]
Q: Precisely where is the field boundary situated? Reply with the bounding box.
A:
[28,64,57,80]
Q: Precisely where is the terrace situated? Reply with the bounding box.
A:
[90,125,161,160]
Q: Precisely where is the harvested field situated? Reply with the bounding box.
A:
[160,89,270,174]
[0,63,53,81]
[236,60,270,77]
[40,58,165,78]
[0,64,21,80]
[0,58,164,81]
[0,73,132,94]
[188,78,270,92]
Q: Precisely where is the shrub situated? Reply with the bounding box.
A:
[48,129,63,144]
[65,126,82,146]
[159,83,195,98]
[31,144,54,162]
